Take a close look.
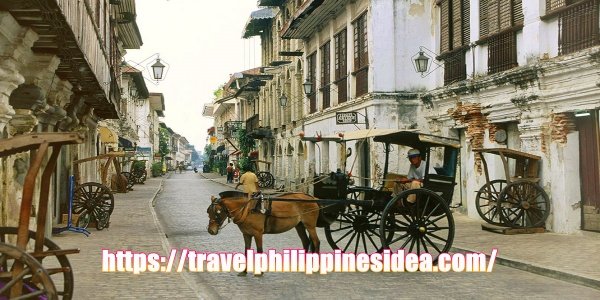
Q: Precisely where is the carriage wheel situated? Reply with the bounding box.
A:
[0,242,57,300]
[380,189,454,262]
[257,172,274,188]
[475,180,507,226]
[0,227,73,299]
[497,181,550,228]
[76,211,91,229]
[324,206,390,254]
[72,183,115,217]
[132,169,147,184]
[120,172,135,190]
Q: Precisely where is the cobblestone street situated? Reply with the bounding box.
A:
[154,172,600,299]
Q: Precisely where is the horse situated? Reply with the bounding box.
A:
[207,191,321,276]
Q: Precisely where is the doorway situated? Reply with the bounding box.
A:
[577,110,600,232]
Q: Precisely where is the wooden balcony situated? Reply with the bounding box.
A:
[245,115,272,139]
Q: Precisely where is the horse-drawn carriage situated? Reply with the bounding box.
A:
[0,132,83,299]
[208,130,459,263]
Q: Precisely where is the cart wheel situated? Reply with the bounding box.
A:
[72,183,115,216]
[475,179,507,226]
[94,209,111,231]
[0,242,58,300]
[257,172,274,188]
[120,172,135,190]
[380,189,454,262]
[75,211,91,229]
[497,181,550,228]
[324,206,390,254]
[132,169,147,184]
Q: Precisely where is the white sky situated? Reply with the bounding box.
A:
[125,0,261,153]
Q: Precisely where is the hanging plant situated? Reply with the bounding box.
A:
[237,128,255,156]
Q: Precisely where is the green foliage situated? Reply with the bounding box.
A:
[213,84,225,100]
[236,128,255,156]
[159,127,170,157]
[237,156,253,172]
[151,162,163,177]
[132,160,146,171]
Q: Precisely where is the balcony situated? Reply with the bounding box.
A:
[224,121,244,139]
[245,115,273,139]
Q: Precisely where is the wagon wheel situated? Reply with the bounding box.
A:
[75,210,91,229]
[380,189,454,262]
[324,206,391,254]
[257,172,274,188]
[120,172,135,190]
[132,169,147,184]
[0,227,73,299]
[497,181,550,228]
[0,242,57,300]
[475,179,507,226]
[72,182,114,216]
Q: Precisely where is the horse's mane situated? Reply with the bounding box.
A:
[219,190,247,199]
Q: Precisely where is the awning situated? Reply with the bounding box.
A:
[340,129,407,141]
[242,8,278,38]
[98,127,118,144]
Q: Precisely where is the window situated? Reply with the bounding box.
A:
[320,41,331,109]
[353,13,368,97]
[334,29,348,104]
[544,0,600,55]
[480,0,523,74]
[439,0,470,85]
[307,52,317,114]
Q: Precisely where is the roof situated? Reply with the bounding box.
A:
[115,0,143,49]
[257,0,286,6]
[472,148,541,160]
[372,131,460,148]
[242,8,278,38]
[281,0,349,39]
[122,64,150,99]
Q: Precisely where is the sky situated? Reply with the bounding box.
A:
[125,0,261,153]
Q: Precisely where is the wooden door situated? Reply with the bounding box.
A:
[577,110,600,231]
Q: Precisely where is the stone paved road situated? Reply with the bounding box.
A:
[155,172,600,299]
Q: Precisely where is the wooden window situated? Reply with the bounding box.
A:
[439,0,469,85]
[307,52,317,114]
[334,29,348,104]
[320,41,331,110]
[479,0,523,74]
[554,0,600,55]
[353,13,368,97]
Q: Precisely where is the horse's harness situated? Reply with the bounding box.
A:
[207,198,231,230]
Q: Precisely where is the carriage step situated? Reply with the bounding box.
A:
[481,223,545,235]
[45,267,72,275]
[30,248,80,258]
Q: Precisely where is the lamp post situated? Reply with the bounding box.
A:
[302,79,313,95]
[278,94,288,107]
[414,51,430,74]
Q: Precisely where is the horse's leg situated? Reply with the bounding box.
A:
[238,233,253,276]
[254,233,265,277]
[305,225,320,253]
[295,223,310,251]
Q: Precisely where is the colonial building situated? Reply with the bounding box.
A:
[0,0,143,228]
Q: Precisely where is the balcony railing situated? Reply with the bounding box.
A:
[245,115,272,139]
[224,121,244,138]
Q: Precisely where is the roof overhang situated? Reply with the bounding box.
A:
[202,104,214,117]
[258,0,286,6]
[281,0,351,39]
[242,8,278,38]
[114,0,143,49]
[122,65,150,98]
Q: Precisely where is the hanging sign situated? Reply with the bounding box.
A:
[336,112,358,125]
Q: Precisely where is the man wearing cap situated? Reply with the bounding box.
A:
[393,148,428,201]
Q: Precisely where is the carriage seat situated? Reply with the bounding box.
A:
[382,173,407,192]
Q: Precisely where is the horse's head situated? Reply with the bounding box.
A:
[207,195,228,235]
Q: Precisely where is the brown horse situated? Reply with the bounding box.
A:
[207,191,320,275]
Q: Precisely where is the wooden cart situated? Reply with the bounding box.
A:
[0,132,84,299]
[473,148,550,229]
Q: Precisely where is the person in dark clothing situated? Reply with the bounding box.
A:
[226,163,234,183]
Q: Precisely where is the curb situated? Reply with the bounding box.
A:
[147,177,214,300]
[448,244,600,291]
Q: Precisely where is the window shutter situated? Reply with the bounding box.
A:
[462,0,470,46]
[353,21,360,68]
[513,0,524,24]
[480,0,489,37]
[362,16,368,66]
[499,0,512,30]
[452,0,463,48]
[547,0,566,12]
[488,0,500,34]
[440,0,450,52]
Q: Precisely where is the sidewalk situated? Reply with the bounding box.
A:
[51,176,200,299]
[201,171,600,290]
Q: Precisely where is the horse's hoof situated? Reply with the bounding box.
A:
[254,273,264,277]
[237,272,247,277]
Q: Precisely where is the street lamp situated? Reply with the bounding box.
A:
[414,51,430,74]
[278,94,288,107]
[151,59,166,80]
[411,46,443,78]
[302,79,313,95]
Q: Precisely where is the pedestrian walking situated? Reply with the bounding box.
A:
[226,163,234,183]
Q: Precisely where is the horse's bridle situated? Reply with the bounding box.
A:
[207,198,230,230]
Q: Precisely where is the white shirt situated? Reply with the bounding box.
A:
[407,160,428,180]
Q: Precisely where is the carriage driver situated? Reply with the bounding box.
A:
[393,148,428,203]
[235,165,259,198]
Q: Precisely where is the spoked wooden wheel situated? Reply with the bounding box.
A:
[256,172,274,188]
[72,183,114,230]
[475,180,507,226]
[324,206,390,254]
[0,228,73,299]
[497,181,550,228]
[0,242,57,300]
[380,189,454,262]
[132,169,147,184]
[120,172,135,190]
